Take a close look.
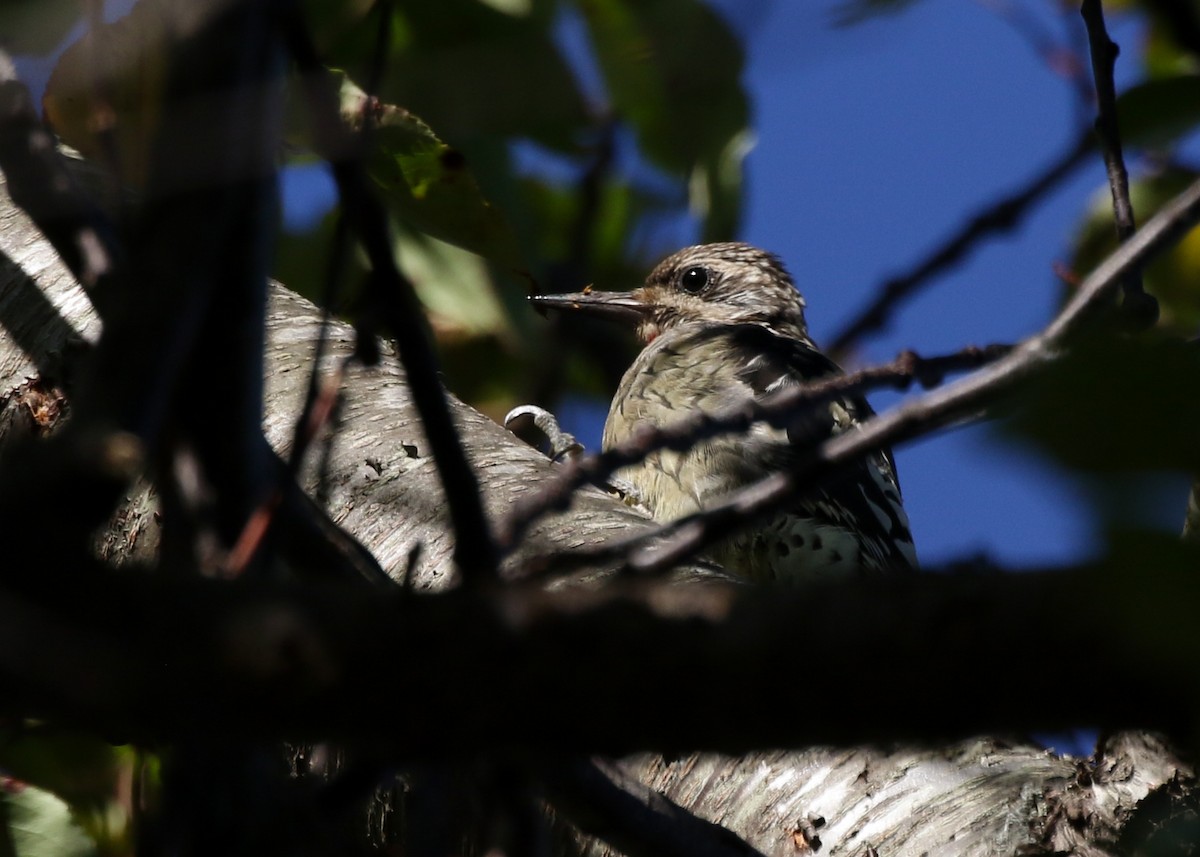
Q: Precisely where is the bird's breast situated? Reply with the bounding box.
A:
[601,330,784,520]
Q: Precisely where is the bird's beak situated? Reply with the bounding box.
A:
[529,289,650,325]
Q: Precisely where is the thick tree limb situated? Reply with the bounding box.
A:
[537,758,766,857]
[0,549,1198,750]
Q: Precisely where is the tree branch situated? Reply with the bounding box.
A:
[1081,0,1157,328]
[1,152,1193,855]
[280,4,499,584]
[0,547,1196,751]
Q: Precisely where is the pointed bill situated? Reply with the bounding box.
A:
[529,290,649,325]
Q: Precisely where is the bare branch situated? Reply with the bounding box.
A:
[829,131,1093,353]
[1,550,1197,750]
[1081,0,1158,328]
[279,3,499,584]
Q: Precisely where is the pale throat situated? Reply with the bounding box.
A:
[637,319,662,343]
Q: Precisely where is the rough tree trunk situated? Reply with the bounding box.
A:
[0,171,1193,856]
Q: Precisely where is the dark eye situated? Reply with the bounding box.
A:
[680,266,709,293]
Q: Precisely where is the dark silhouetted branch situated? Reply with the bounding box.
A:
[0,546,1197,751]
[280,4,498,584]
[1081,0,1157,328]
[829,132,1093,353]
[0,74,118,296]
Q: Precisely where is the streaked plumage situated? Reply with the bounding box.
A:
[533,242,917,582]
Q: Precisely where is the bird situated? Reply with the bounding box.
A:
[530,242,917,583]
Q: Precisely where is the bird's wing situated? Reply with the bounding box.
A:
[725,324,918,572]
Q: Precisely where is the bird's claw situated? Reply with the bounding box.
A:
[504,405,584,463]
[604,475,652,513]
[505,405,652,514]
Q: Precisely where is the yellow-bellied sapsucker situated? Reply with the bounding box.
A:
[532,242,917,583]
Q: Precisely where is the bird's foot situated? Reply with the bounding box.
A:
[504,405,652,513]
[503,405,583,463]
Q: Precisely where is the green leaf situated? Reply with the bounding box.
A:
[0,786,96,857]
[374,0,589,152]
[1003,336,1200,473]
[576,0,749,176]
[393,223,512,340]
[0,730,122,811]
[336,73,523,268]
[42,0,170,187]
[1071,169,1200,331]
[693,128,754,242]
[0,0,84,55]
[1116,74,1200,150]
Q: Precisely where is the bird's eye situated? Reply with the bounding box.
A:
[680,266,709,293]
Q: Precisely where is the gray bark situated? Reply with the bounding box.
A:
[0,171,1191,856]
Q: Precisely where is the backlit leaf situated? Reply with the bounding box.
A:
[1071,169,1200,331]
[1004,336,1200,473]
[1116,75,1200,150]
[42,0,170,187]
[0,0,84,55]
[338,73,523,268]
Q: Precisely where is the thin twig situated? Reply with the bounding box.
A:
[545,176,1200,576]
[1081,0,1158,328]
[279,3,388,538]
[530,117,617,406]
[979,0,1092,109]
[289,215,351,473]
[278,2,498,584]
[224,359,349,577]
[498,344,1011,554]
[829,131,1093,353]
[225,218,355,579]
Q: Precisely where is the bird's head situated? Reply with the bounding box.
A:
[531,242,809,343]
